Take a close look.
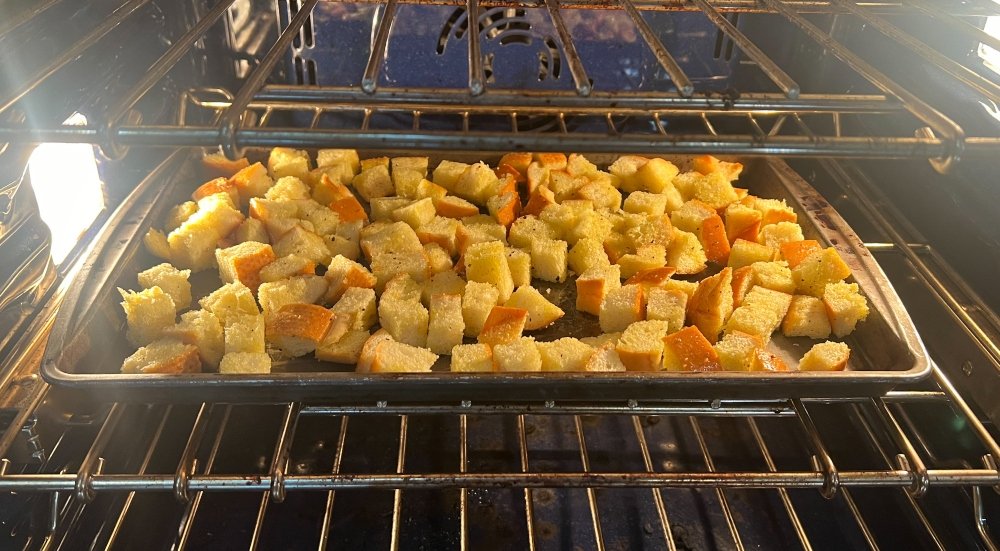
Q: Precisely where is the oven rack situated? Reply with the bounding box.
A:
[3,1,1000,167]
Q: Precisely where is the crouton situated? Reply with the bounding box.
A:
[646,288,688,333]
[529,238,569,283]
[356,329,394,373]
[504,285,565,330]
[699,214,731,265]
[451,343,495,372]
[414,216,460,255]
[724,203,762,244]
[234,217,270,245]
[522,185,557,217]
[731,265,754,307]
[393,198,437,229]
[487,191,521,227]
[122,338,201,374]
[214,241,276,292]
[800,341,852,371]
[165,201,198,232]
[714,330,764,372]
[229,162,274,204]
[759,222,805,251]
[792,247,852,296]
[273,225,330,266]
[434,195,480,219]
[686,267,733,343]
[575,182,623,210]
[265,303,332,357]
[353,165,394,201]
[456,220,507,253]
[328,287,376,331]
[662,326,720,371]
[193,177,240,206]
[199,281,259,324]
[619,157,679,194]
[823,282,869,337]
[144,228,172,260]
[463,281,500,336]
[464,241,515,302]
[568,238,611,275]
[415,179,448,201]
[692,155,743,180]
[584,343,627,372]
[567,210,614,246]
[670,200,715,234]
[267,147,310,180]
[264,176,310,202]
[218,352,271,374]
[750,261,796,294]
[427,293,465,354]
[259,255,315,283]
[317,149,361,172]
[781,295,832,338]
[505,248,532,287]
[580,333,622,347]
[724,286,793,342]
[324,255,376,303]
[509,215,558,249]
[168,193,244,271]
[500,152,533,178]
[391,157,429,198]
[479,306,529,345]
[166,309,224,367]
[576,264,622,316]
[454,162,501,205]
[378,292,429,347]
[728,239,775,269]
[371,250,431,291]
[257,275,327,316]
[119,286,176,347]
[779,240,822,269]
[624,191,668,216]
[202,152,250,178]
[666,229,708,275]
[617,320,672,371]
[370,340,438,373]
[752,349,789,372]
[329,194,368,225]
[137,263,191,311]
[623,266,677,290]
[493,337,543,372]
[431,160,470,191]
[536,337,594,371]
[423,243,453,274]
[599,284,644,333]
[248,198,300,240]
[617,245,667,279]
[751,197,797,226]
[688,171,739,210]
[421,270,466,305]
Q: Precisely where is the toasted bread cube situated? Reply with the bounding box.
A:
[456,220,507,253]
[602,232,631,264]
[370,340,438,373]
[304,205,340,237]
[248,198,299,240]
[823,282,869,337]
[218,352,271,374]
[144,229,171,260]
[576,265,622,316]
[451,343,495,372]
[223,313,265,354]
[393,198,436,229]
[522,185,557,218]
[317,149,360,172]
[646,288,688,333]
[273,225,330,265]
[167,309,224,367]
[354,328,392,373]
[618,245,666,279]
[215,241,276,292]
[234,217,270,245]
[686,267,733,343]
[751,349,789,372]
[661,278,698,300]
[138,263,191,311]
[362,157,389,171]
[371,250,431,291]
[564,153,596,177]
[392,156,429,197]
[433,195,480,219]
[568,238,611,275]
[793,248,853,297]
[580,333,622,348]
[122,338,201,374]
[618,157,678,193]
[500,152,533,177]
[265,303,332,357]
[724,203,762,244]
[465,241,515,302]
[264,176,310,202]
[453,162,501,205]
[724,286,793,342]
[421,270,466,305]
[666,229,708,275]
[505,248,532,287]
[536,337,593,372]
[415,179,448,201]
[525,161,549,194]
[759,222,804,251]
[478,306,528,345]
[623,266,677,290]
[750,261,796,294]
[751,197,797,226]
[168,193,244,271]
[782,295,832,339]
[378,296,429,348]
[799,341,851,371]
[617,320,672,371]
[714,330,764,372]
[548,171,586,202]
[260,255,315,283]
[165,201,198,232]
[432,160,471,191]
[463,281,500,337]
[324,255,376,303]
[575,182,622,211]
[416,216,461,255]
[362,222,423,261]
[329,194,368,225]
[119,286,176,347]
[267,147,310,180]
[199,281,259,325]
[487,337,540,372]
[529,238,568,283]
[609,155,648,190]
[626,214,674,250]
[688,171,739,210]
[698,214,731,265]
[567,210,614,246]
[508,216,557,249]
[229,162,274,204]
[624,191,668,216]
[487,192,521,228]
[257,275,327,316]
[315,327,369,364]
[728,238,775,269]
[426,294,465,355]
[584,343,626,372]
[202,154,248,182]
[310,163,355,189]
[504,286,565,330]
[331,287,377,330]
[371,197,411,222]
[600,284,644,333]
[731,265,754,307]
[692,155,743,180]
[670,200,715,234]
[780,240,822,268]
[662,326,720,371]
[423,243,453,274]
[353,165,394,201]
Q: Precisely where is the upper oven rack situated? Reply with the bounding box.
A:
[2,1,1000,167]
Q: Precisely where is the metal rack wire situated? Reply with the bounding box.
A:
[3,0,1000,165]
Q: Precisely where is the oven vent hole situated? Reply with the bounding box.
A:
[294,55,304,85]
[288,0,315,49]
[484,53,495,83]
[306,58,317,84]
[712,13,739,60]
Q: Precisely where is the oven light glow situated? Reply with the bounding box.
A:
[27,113,105,264]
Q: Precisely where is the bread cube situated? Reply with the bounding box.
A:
[522,185,557,218]
[525,161,549,194]
[303,205,340,237]
[547,171,585,202]
[724,203,762,244]
[331,287,377,330]
[500,152,532,177]
[370,340,438,373]
[751,197,797,226]
[369,197,410,222]
[415,216,461,255]
[792,248,852,297]
[361,221,423,260]
[487,337,540,372]
[353,165,394,201]
[505,248,532,287]
[618,245,666,279]
[688,171,739,210]
[487,192,521,228]
[379,294,429,348]
[433,195,480,219]
[478,306,528,345]
[313,329,368,364]
[626,214,674,250]
[371,249,431,291]
[568,238,611,275]
[624,191,668,216]
[529,238,568,283]
[230,162,274,204]
[415,179,448,201]
[423,243,453,274]
[318,149,361,173]
[432,160,471,191]
[666,229,708,275]
[799,341,851,371]
[454,162,501,205]
[599,284,644,333]
[265,303,333,357]
[731,265,754,307]
[323,255,376,303]
[580,333,622,348]
[168,193,245,271]
[167,309,224,367]
[273,225,330,266]
[248,198,300,240]
[750,261,796,294]
[646,288,688,333]
[260,255,315,283]
[617,320,672,371]
[576,265,621,316]
[714,330,764,372]
[264,176,310,201]
[144,229,171,260]
[217,352,271,374]
[623,266,676,290]
[602,232,631,264]
[536,337,594,372]
[504,285,565,330]
[165,201,198,232]
[728,238,775,269]
[782,295,832,339]
[267,147,311,180]
[583,343,626,372]
[224,314,266,354]
[328,193,368,225]
[465,241,515,302]
[257,275,327,316]
[617,157,679,194]
[575,182,622,211]
[234,218,270,245]
[199,281,259,325]
[823,282,869,337]
[568,210,614,246]
[214,241,276,292]
[779,239,822,268]
[421,270,466,305]
[670,200,715,234]
[759,222,804,251]
[691,155,743,180]
[662,326,721,371]
[137,263,191,311]
[394,198,436,229]
[119,286,176,347]
[658,279,697,301]
[609,155,648,189]
[122,338,201,374]
[427,294,465,354]
[508,216,557,249]
[456,220,507,253]
[451,343,495,372]
[461,281,500,338]
[391,156,429,198]
[686,267,734,343]
[698,214,731,265]
[724,286,793,342]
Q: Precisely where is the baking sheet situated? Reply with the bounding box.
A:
[40,149,930,402]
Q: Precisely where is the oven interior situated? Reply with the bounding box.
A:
[3,0,1000,548]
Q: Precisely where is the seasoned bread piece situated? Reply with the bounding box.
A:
[249,198,300,240]
[353,165,394,200]
[265,303,333,357]
[662,326,721,371]
[624,191,668,216]
[463,281,500,337]
[567,210,614,245]
[782,295,832,339]
[646,288,688,333]
[194,177,240,205]
[724,203,762,244]
[670,199,715,234]
[779,239,822,268]
[624,158,680,194]
[455,162,502,205]
[714,330,764,372]
[728,239,775,269]
[465,241,515,301]
[451,343,495,372]
[624,266,677,291]
[434,195,480,219]
[686,267,733,343]
[370,340,438,373]
[371,250,431,291]
[687,171,739,210]
[724,286,793,342]
[416,216,461,255]
[166,309,224,367]
[324,255,376,303]
[822,282,870,337]
[316,329,370,364]
[617,245,666,279]
[199,281,259,324]
[699,214,731,265]
[274,225,330,266]
[479,306,529,345]
[421,270,466,305]
[576,264,621,316]
[122,338,201,374]
[731,265,754,307]
[391,156,429,197]
[229,162,274,204]
[165,201,198,232]
[224,314,266,354]
[666,229,707,275]
[264,176,310,201]
[357,329,395,373]
[752,349,789,372]
[529,238,569,283]
[758,222,804,251]
[522,185,557,217]
[202,153,250,178]
[537,337,594,372]
[504,286,565,330]
[360,222,422,260]
[267,147,311,180]
[580,332,622,348]
[234,218,270,245]
[487,191,521,228]
[584,343,626,372]
[259,255,315,283]
[432,160,470,190]
[509,215,558,249]
[415,179,448,201]
[423,243,453,274]
[692,155,743,180]
[215,241,276,292]
[617,320,672,371]
[493,337,543,372]
[427,294,465,355]
[799,341,851,371]
[456,219,507,253]
[120,286,176,346]
[257,275,327,316]
[378,292,429,348]
[137,263,192,311]
[168,193,245,271]
[331,287,377,330]
[568,238,611,275]
[219,352,272,374]
[393,197,436,229]
[599,284,644,333]
[749,261,796,294]
[317,149,361,172]
[144,228,172,260]
[749,197,797,226]
[505,247,532,287]
[792,247,852,296]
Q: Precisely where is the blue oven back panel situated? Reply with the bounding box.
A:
[281,2,738,93]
